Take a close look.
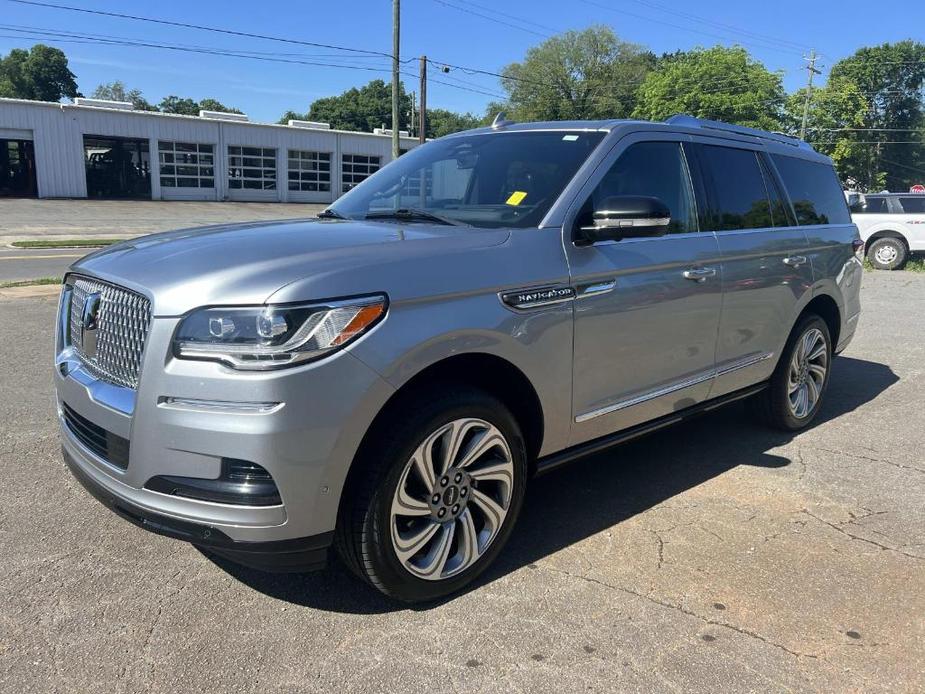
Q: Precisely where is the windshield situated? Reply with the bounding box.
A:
[327,130,606,228]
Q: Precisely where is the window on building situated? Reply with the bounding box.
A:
[696,145,774,230]
[342,154,380,193]
[899,196,925,214]
[582,141,697,234]
[770,154,851,225]
[228,146,277,190]
[287,150,331,192]
[158,141,215,188]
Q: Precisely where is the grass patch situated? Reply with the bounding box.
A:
[863,256,925,273]
[11,238,121,249]
[0,277,62,289]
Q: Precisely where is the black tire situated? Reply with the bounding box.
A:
[750,314,832,431]
[335,386,528,603]
[867,236,908,270]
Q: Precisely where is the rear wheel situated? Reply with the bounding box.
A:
[335,387,527,602]
[750,315,831,431]
[867,236,907,270]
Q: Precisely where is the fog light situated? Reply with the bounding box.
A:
[144,458,281,506]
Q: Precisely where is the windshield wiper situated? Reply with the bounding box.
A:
[365,208,465,226]
[317,208,346,220]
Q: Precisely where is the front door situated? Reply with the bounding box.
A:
[565,136,723,445]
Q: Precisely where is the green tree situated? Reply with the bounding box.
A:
[425,108,480,138]
[307,79,411,132]
[0,44,78,101]
[277,109,305,125]
[198,97,243,114]
[807,41,925,192]
[157,95,241,116]
[157,95,200,115]
[91,80,156,111]
[499,26,655,121]
[633,46,785,130]
[786,78,877,189]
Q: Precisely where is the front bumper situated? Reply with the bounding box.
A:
[55,286,395,555]
[63,447,333,571]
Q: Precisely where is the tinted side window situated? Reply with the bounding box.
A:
[855,197,888,214]
[899,196,925,214]
[587,141,697,234]
[758,154,795,227]
[771,154,851,225]
[696,145,773,230]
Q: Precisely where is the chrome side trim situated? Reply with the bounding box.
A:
[715,351,774,377]
[575,371,715,423]
[577,279,617,298]
[575,351,774,423]
[158,397,284,415]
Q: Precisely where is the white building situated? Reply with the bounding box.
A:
[0,97,419,203]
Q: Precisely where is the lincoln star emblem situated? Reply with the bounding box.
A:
[80,292,102,359]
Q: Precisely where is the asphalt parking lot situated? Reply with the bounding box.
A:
[0,199,327,283]
[1,271,923,692]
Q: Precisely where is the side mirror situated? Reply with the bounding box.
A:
[578,195,672,244]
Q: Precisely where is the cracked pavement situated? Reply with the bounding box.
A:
[1,271,923,693]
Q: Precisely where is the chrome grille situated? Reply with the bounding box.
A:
[68,276,151,389]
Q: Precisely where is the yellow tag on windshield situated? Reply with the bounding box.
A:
[505,191,528,206]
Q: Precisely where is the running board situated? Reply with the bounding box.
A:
[535,382,768,477]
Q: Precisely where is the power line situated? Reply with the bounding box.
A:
[577,0,805,58]
[429,0,551,38]
[626,0,811,52]
[453,0,560,33]
[5,0,393,57]
[0,25,401,73]
[0,24,514,105]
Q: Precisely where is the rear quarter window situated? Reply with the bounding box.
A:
[771,155,851,225]
[855,197,888,214]
[899,197,925,214]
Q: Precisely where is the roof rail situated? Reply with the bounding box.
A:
[664,114,813,150]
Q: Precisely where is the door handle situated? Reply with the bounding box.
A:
[783,255,808,267]
[682,267,717,282]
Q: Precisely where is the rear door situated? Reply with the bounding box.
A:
[690,141,814,398]
[897,196,925,250]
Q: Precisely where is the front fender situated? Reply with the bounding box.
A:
[348,291,574,456]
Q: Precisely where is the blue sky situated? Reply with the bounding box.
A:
[0,0,915,122]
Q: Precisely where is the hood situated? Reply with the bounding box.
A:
[71,218,510,315]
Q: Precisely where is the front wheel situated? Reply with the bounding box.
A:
[336,388,527,602]
[750,315,832,431]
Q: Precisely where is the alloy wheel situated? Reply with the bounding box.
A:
[787,327,828,419]
[389,418,514,581]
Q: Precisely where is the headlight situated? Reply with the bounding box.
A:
[173,295,387,370]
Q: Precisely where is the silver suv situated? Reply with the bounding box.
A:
[55,115,862,602]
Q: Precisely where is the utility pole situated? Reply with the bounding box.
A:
[419,55,427,144]
[799,48,821,142]
[410,90,416,138]
[391,0,400,160]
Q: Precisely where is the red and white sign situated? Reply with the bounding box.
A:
[911,184,925,193]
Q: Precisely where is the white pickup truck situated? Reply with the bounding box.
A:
[849,192,925,269]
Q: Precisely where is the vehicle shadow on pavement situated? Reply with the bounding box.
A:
[201,356,897,613]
